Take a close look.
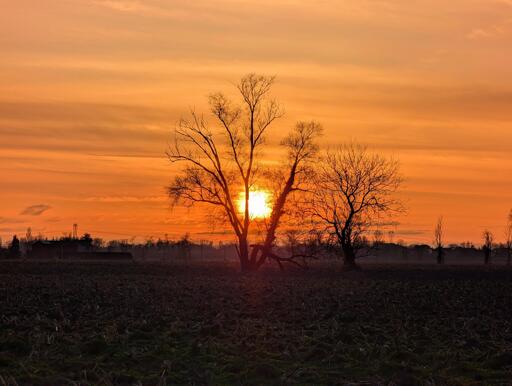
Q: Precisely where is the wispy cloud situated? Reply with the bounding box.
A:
[20,204,51,216]
[0,217,26,224]
[84,195,166,202]
[44,217,62,223]
[467,18,512,40]
[0,227,25,234]
[467,26,504,39]
[92,0,148,13]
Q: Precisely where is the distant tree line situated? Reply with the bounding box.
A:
[2,227,512,265]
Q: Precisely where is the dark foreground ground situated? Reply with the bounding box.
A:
[1,261,512,385]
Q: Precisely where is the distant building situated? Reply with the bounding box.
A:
[29,239,91,259]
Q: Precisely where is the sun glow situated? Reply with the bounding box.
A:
[237,189,272,219]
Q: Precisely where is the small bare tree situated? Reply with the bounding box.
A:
[482,230,494,265]
[309,144,402,270]
[373,229,384,247]
[506,209,512,266]
[284,229,300,256]
[434,216,444,265]
[388,230,395,244]
[167,74,321,272]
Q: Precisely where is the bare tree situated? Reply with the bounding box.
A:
[167,74,321,272]
[434,216,444,265]
[248,121,322,270]
[506,209,512,266]
[373,229,384,247]
[388,230,395,244]
[284,229,300,256]
[309,144,402,270]
[482,229,494,265]
[371,229,385,258]
[8,235,20,259]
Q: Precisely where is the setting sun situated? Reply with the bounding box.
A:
[237,190,272,219]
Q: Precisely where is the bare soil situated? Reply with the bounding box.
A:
[1,261,512,385]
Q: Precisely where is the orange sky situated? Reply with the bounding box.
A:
[1,0,511,245]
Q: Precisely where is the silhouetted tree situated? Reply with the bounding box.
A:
[373,229,384,247]
[482,230,494,265]
[285,229,300,256]
[177,233,192,259]
[506,209,512,266]
[304,229,326,258]
[309,144,402,270]
[92,238,104,249]
[434,216,444,264]
[388,230,395,244]
[371,229,385,258]
[26,227,33,243]
[168,74,321,272]
[8,235,20,259]
[81,233,92,242]
[80,233,93,250]
[248,121,322,270]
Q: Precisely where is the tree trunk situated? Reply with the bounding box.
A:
[436,247,444,265]
[238,238,255,273]
[484,249,490,265]
[240,259,253,273]
[251,163,297,271]
[342,244,360,271]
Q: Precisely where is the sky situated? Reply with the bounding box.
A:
[1,0,512,245]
